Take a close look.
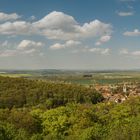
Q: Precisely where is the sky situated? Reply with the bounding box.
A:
[0,0,140,70]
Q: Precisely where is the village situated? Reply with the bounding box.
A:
[94,82,140,103]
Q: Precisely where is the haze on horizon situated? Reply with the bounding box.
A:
[0,0,140,70]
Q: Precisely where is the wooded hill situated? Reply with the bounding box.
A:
[0,76,140,140]
[0,76,103,109]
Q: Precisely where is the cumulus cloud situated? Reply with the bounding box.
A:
[0,12,20,21]
[50,43,64,50]
[50,39,110,55]
[0,21,35,35]
[117,11,134,16]
[95,35,111,46]
[79,20,112,39]
[0,11,113,56]
[123,29,140,36]
[50,40,81,50]
[17,40,44,55]
[120,49,140,57]
[17,40,44,50]
[0,39,44,57]
[0,11,112,46]
[0,11,112,48]
[33,11,78,30]
[33,11,112,41]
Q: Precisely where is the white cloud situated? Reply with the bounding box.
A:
[0,49,17,57]
[131,51,140,56]
[0,11,113,56]
[0,11,112,47]
[50,43,65,50]
[123,29,140,36]
[117,11,134,16]
[23,48,36,54]
[95,42,102,46]
[50,38,110,55]
[0,12,20,21]
[79,20,112,38]
[0,40,44,57]
[33,11,78,30]
[0,48,39,57]
[95,35,111,46]
[70,46,110,55]
[100,35,111,42]
[17,40,44,55]
[66,40,81,47]
[50,40,81,50]
[88,48,110,55]
[33,11,112,41]
[120,49,140,57]
[33,11,79,40]
[100,48,110,55]
[17,40,44,50]
[0,21,35,35]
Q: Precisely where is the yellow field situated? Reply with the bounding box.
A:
[0,73,32,77]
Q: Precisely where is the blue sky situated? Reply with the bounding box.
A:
[0,0,140,70]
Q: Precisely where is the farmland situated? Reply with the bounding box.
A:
[1,69,140,85]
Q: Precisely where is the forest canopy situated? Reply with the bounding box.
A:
[0,76,140,140]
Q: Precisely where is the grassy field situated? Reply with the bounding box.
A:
[37,71,140,85]
[1,70,140,85]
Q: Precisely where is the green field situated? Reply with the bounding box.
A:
[38,71,140,85]
[1,70,140,85]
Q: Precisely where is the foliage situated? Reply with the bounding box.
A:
[0,77,140,139]
[0,76,103,109]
